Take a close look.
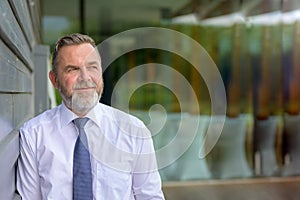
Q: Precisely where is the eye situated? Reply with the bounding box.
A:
[87,65,99,70]
[66,66,79,73]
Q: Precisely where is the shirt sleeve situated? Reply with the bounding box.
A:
[132,127,165,200]
[17,127,42,200]
[132,171,165,200]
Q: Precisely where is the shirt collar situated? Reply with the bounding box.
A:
[60,102,77,128]
[85,104,100,128]
[60,102,100,129]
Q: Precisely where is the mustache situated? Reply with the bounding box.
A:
[73,81,96,89]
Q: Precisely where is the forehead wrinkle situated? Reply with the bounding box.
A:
[60,43,98,60]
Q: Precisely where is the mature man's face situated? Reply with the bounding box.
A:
[50,43,103,116]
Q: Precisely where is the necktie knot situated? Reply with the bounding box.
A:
[73,117,89,129]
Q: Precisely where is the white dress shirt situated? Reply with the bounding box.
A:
[17,102,165,200]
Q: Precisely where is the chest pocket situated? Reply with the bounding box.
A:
[96,163,133,199]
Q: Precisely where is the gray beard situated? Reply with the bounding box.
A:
[58,79,104,115]
[60,88,100,115]
[71,89,100,115]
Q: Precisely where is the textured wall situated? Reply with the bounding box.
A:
[0,0,42,199]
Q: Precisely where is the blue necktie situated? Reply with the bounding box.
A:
[73,118,93,200]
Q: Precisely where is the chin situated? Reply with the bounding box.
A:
[71,92,99,115]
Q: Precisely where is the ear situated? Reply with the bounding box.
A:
[49,70,59,89]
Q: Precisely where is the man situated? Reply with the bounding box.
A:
[17,33,165,199]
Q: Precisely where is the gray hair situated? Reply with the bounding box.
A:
[51,33,96,74]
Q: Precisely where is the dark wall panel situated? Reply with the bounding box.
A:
[26,0,41,43]
[0,39,32,93]
[0,94,13,142]
[0,0,42,199]
[10,0,37,49]
[0,131,19,200]
[13,94,33,127]
[0,0,33,69]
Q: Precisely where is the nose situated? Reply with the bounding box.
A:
[78,67,91,81]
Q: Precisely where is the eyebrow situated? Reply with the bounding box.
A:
[85,61,100,66]
[63,65,79,71]
[63,61,100,71]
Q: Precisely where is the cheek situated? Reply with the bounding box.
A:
[60,76,77,91]
[93,75,103,90]
[92,71,102,82]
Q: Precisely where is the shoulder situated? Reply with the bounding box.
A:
[95,103,152,139]
[20,105,61,133]
[97,103,146,128]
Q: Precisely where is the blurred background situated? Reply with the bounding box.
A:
[2,0,300,199]
[44,0,300,198]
